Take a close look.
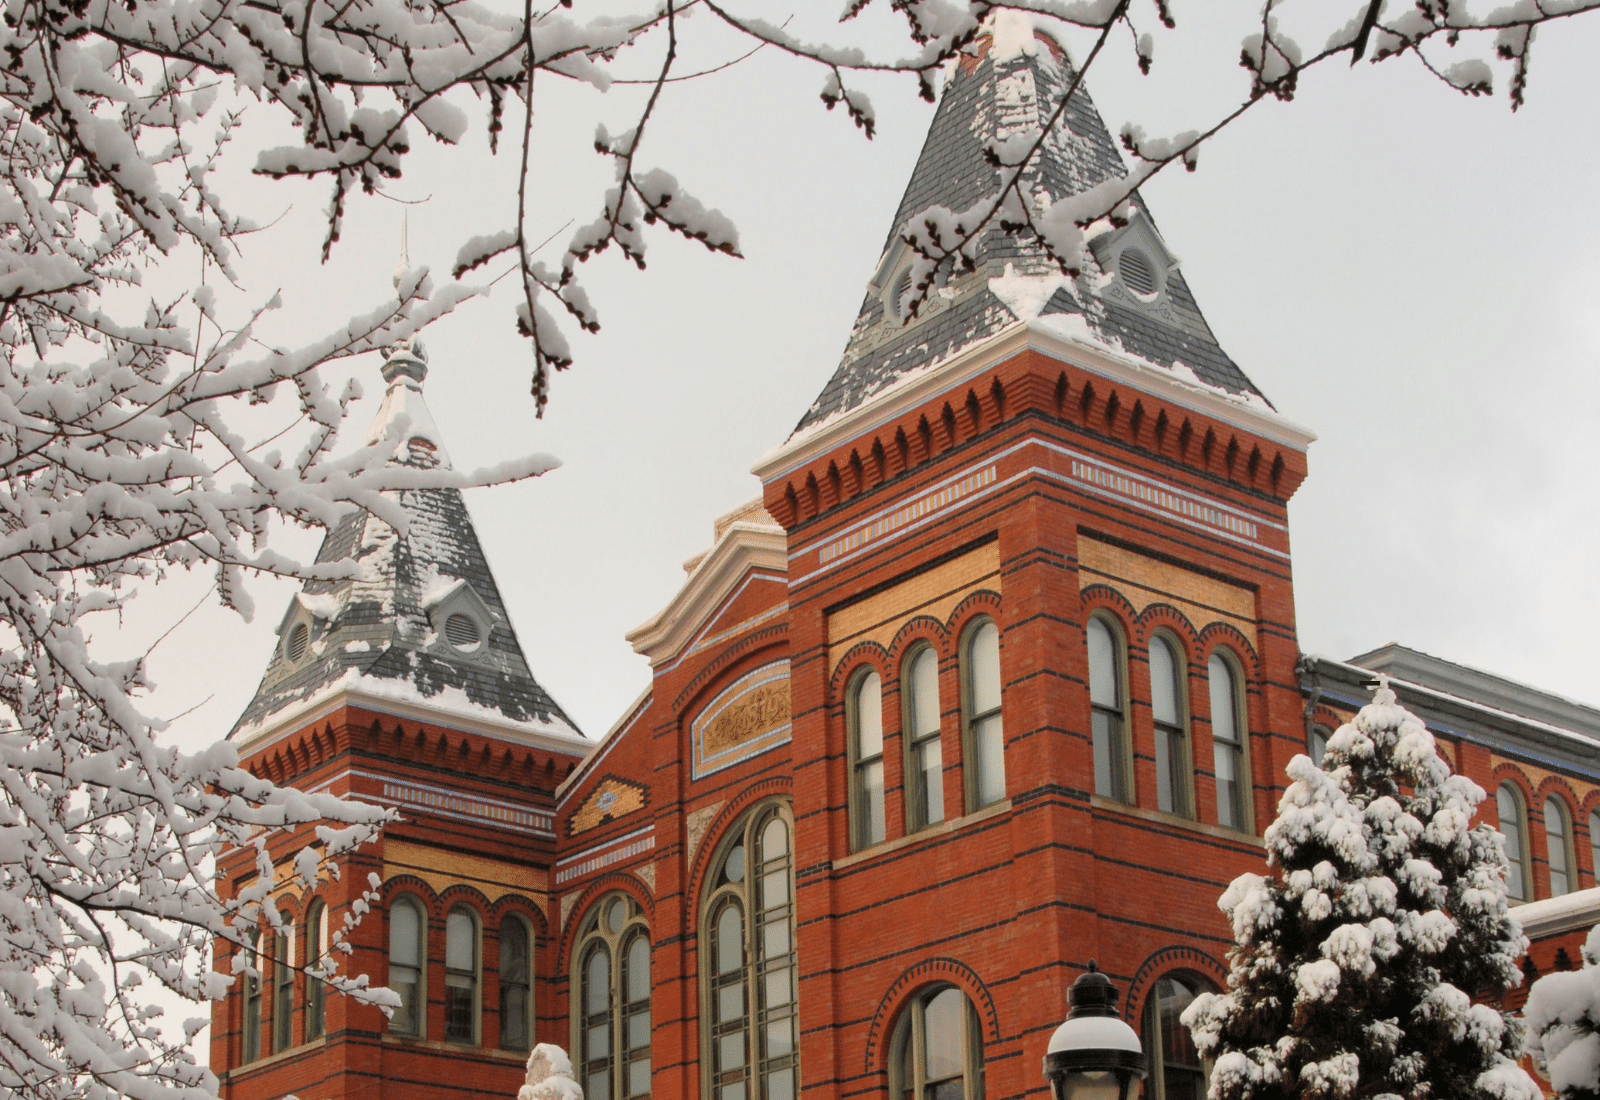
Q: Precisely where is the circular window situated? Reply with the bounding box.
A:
[444,612,481,650]
[1118,247,1159,298]
[606,898,627,934]
[285,622,310,663]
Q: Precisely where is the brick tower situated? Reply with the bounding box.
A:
[211,339,588,1100]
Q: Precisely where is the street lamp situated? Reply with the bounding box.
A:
[1043,961,1148,1100]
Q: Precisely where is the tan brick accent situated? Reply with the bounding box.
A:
[383,839,545,903]
[827,542,1001,672]
[568,776,648,836]
[1078,536,1255,636]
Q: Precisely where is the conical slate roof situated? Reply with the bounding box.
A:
[231,342,580,742]
[795,14,1268,434]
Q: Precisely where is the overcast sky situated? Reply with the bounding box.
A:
[111,2,1600,752]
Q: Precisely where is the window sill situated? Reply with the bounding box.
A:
[380,1033,530,1061]
[1089,795,1265,848]
[223,1037,327,1078]
[833,799,1013,870]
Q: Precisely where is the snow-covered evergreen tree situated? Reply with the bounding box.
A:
[1524,924,1600,1100]
[1183,679,1539,1100]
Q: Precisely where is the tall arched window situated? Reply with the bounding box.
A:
[890,986,984,1100]
[242,930,262,1064]
[903,646,944,831]
[1308,725,1330,767]
[1497,784,1530,902]
[1590,810,1600,888]
[388,896,426,1037]
[305,900,328,1042]
[1207,652,1247,831]
[1143,975,1211,1100]
[848,669,885,850]
[575,893,651,1100]
[962,619,1005,810]
[1087,617,1131,804]
[702,805,797,1100]
[1149,635,1190,818]
[272,928,293,1052]
[1546,797,1574,898]
[500,914,534,1051]
[445,907,480,1043]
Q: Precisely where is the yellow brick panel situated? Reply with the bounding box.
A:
[384,839,547,906]
[827,542,1001,672]
[1078,536,1255,637]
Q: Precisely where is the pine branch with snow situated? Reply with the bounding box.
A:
[1183,679,1540,1100]
[1524,925,1600,1100]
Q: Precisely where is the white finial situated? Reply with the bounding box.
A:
[393,207,410,290]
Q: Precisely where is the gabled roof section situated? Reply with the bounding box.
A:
[794,13,1267,435]
[231,341,582,747]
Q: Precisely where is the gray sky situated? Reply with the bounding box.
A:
[116,3,1600,751]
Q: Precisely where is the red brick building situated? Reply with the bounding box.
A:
[209,16,1600,1100]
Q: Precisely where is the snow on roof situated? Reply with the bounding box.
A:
[230,348,581,745]
[792,15,1267,437]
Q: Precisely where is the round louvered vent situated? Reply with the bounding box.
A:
[1118,248,1159,298]
[285,622,310,663]
[445,613,482,650]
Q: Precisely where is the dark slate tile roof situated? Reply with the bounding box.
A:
[794,22,1268,434]
[231,356,581,741]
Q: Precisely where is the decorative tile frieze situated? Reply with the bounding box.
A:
[691,662,791,779]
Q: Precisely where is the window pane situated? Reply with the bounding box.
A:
[974,714,1005,807]
[1087,619,1118,709]
[969,622,1001,714]
[1548,798,1570,897]
[628,1011,650,1050]
[1499,785,1526,900]
[860,759,885,846]
[762,870,789,908]
[719,983,744,1023]
[923,989,964,1083]
[1150,637,1180,726]
[908,649,940,737]
[502,921,529,983]
[390,901,420,966]
[760,818,788,860]
[1207,655,1238,745]
[1309,726,1329,766]
[917,737,944,826]
[586,945,611,1016]
[1092,709,1117,799]
[764,966,792,1008]
[766,1069,794,1100]
[627,935,650,1003]
[629,1059,651,1098]
[723,844,746,884]
[716,907,743,975]
[762,916,790,960]
[855,672,883,758]
[446,910,474,972]
[765,1017,794,1058]
[588,1072,612,1100]
[1214,740,1241,830]
[719,1032,745,1072]
[1155,723,1174,815]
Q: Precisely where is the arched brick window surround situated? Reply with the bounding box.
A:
[863,957,1000,1076]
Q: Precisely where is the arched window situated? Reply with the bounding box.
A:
[702,805,797,1100]
[848,669,885,850]
[1308,725,1330,767]
[1207,652,1247,831]
[962,619,1005,810]
[242,930,262,1064]
[1149,635,1190,818]
[500,914,534,1051]
[445,907,480,1043]
[889,986,984,1100]
[1590,810,1600,888]
[1546,797,1574,898]
[1497,784,1530,902]
[575,893,651,1100]
[1143,975,1211,1100]
[305,901,328,1042]
[272,928,293,1052]
[1087,617,1131,804]
[388,896,426,1037]
[903,646,944,831]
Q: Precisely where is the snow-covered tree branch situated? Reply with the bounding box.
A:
[1524,925,1600,1100]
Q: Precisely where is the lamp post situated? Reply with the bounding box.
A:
[1043,961,1148,1100]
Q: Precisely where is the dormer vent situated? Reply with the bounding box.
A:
[285,623,310,663]
[445,613,483,651]
[1118,248,1158,298]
